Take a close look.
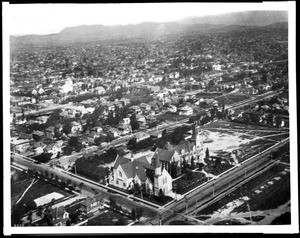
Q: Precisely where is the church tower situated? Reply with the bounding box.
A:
[191,123,203,162]
[191,123,201,148]
[153,153,162,196]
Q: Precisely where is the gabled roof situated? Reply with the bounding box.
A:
[113,156,130,169]
[135,156,154,170]
[173,140,194,153]
[120,160,149,182]
[46,126,55,132]
[49,206,68,220]
[155,148,175,162]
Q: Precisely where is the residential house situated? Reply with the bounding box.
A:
[70,121,82,134]
[32,141,46,155]
[118,124,132,135]
[122,117,131,125]
[45,126,55,138]
[78,136,89,147]
[119,98,131,106]
[48,206,70,226]
[135,132,151,142]
[129,105,141,114]
[149,131,162,139]
[87,131,100,144]
[43,142,62,158]
[107,128,120,138]
[80,194,104,214]
[11,139,33,153]
[140,103,151,112]
[32,130,45,141]
[94,86,106,95]
[136,114,147,127]
[178,105,193,116]
[55,123,63,132]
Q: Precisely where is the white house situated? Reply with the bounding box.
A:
[178,105,193,115]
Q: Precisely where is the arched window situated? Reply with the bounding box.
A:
[119,171,122,177]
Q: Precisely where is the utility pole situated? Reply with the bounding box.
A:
[158,211,162,226]
[185,196,188,215]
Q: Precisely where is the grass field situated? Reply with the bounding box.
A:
[17,179,71,207]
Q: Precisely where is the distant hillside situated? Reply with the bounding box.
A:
[178,11,288,26]
[10,11,288,47]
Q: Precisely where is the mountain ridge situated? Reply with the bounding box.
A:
[10,11,288,47]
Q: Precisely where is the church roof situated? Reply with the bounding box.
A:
[155,148,175,162]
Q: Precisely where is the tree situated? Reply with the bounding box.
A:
[44,170,49,179]
[181,157,187,174]
[79,182,84,192]
[135,207,144,221]
[109,196,117,210]
[198,162,205,171]
[191,156,195,169]
[69,136,78,147]
[67,179,72,187]
[66,219,72,226]
[60,180,67,189]
[27,211,33,223]
[131,208,136,220]
[205,148,210,159]
[130,114,140,131]
[158,189,165,203]
[162,129,167,138]
[127,138,137,151]
[170,161,178,178]
[116,217,126,225]
[207,80,215,91]
[172,127,185,145]
[62,122,72,135]
[13,113,16,125]
[25,200,37,212]
[21,106,25,121]
[63,145,73,155]
[54,175,59,183]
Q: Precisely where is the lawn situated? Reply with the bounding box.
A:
[11,178,73,226]
[87,210,133,226]
[108,184,173,206]
[15,179,71,209]
[173,171,208,195]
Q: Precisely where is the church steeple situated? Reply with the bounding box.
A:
[191,123,201,148]
[154,152,161,176]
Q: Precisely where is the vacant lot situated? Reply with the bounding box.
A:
[201,120,289,163]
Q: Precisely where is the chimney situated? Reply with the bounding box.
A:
[131,152,134,162]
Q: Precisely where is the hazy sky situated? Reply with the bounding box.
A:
[5,2,291,36]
